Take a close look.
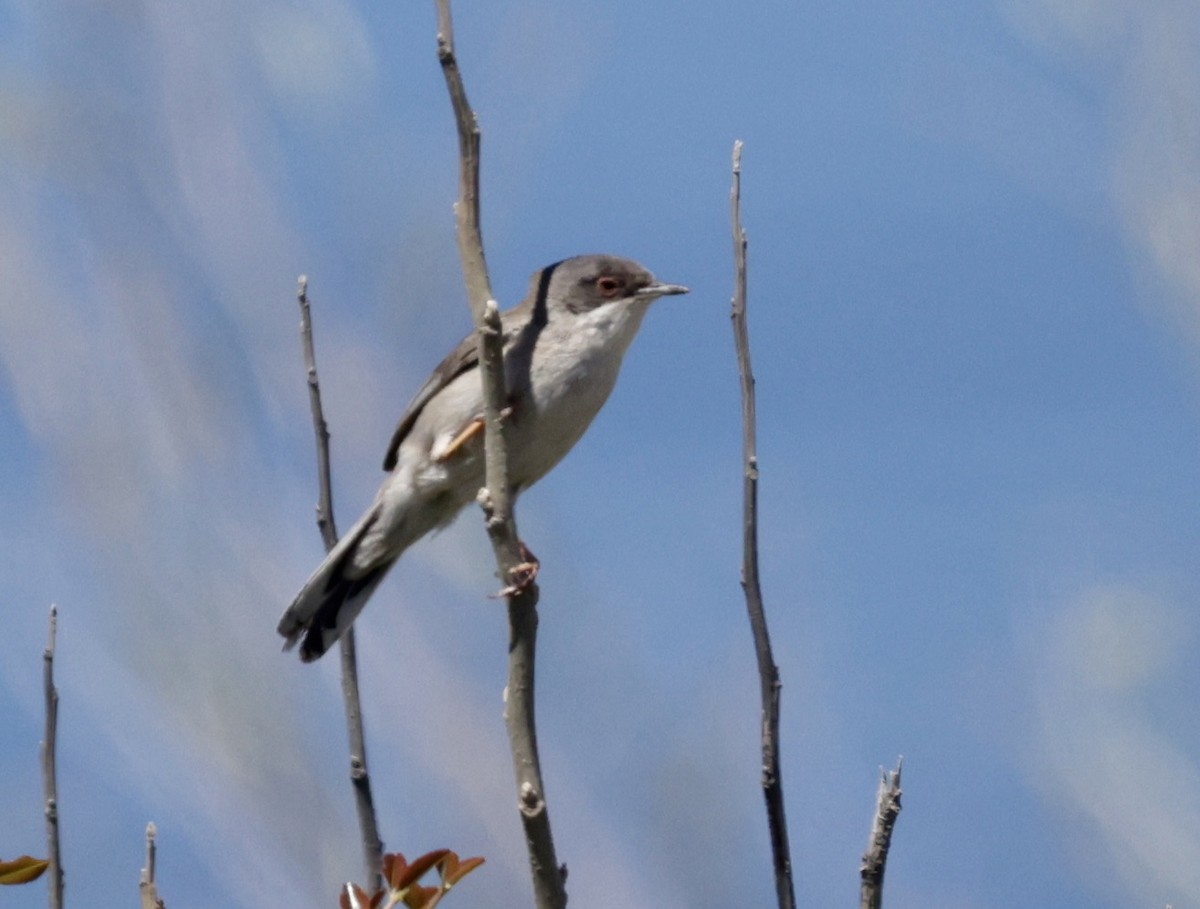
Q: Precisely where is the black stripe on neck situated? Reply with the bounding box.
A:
[532,260,562,328]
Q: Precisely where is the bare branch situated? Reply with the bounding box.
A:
[859,760,903,909]
[42,604,64,909]
[298,276,338,552]
[730,141,796,909]
[139,823,165,909]
[297,275,385,890]
[434,4,566,907]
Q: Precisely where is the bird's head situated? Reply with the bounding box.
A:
[532,254,689,321]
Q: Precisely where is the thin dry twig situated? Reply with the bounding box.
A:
[434,4,565,907]
[859,760,903,909]
[42,605,64,909]
[730,141,796,909]
[139,823,165,909]
[298,276,337,551]
[297,275,385,890]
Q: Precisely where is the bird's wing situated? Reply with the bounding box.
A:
[382,331,478,471]
[382,319,523,471]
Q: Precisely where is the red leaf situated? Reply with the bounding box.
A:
[382,852,408,888]
[398,849,449,889]
[339,882,372,909]
[401,882,441,909]
[441,855,485,887]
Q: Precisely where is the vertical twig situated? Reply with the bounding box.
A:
[730,141,796,909]
[434,4,566,908]
[297,276,385,890]
[42,605,64,909]
[299,276,337,552]
[859,760,903,909]
[139,823,165,909]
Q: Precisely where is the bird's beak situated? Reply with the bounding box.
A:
[636,282,690,299]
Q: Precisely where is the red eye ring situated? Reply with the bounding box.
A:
[596,276,623,297]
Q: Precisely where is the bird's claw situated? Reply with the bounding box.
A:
[492,543,540,598]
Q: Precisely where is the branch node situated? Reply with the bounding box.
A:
[519,781,546,817]
[482,298,501,335]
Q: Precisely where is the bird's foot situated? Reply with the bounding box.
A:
[436,417,485,462]
[493,542,540,598]
[437,406,515,463]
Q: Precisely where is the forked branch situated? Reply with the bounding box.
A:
[434,3,566,907]
[859,760,903,909]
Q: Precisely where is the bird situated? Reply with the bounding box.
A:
[278,254,689,661]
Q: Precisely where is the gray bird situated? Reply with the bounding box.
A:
[278,254,689,661]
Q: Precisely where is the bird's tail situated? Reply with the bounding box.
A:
[277,506,396,662]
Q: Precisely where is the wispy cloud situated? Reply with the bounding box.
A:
[1022,584,1200,904]
[0,5,695,905]
[0,2,397,904]
[1000,0,1200,339]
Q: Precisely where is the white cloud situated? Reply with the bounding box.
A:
[0,3,388,904]
[998,0,1133,58]
[1023,584,1200,904]
[1000,0,1200,343]
[252,1,377,112]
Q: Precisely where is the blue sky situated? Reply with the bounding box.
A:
[3,1,1199,907]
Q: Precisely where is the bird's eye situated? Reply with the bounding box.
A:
[596,276,624,297]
